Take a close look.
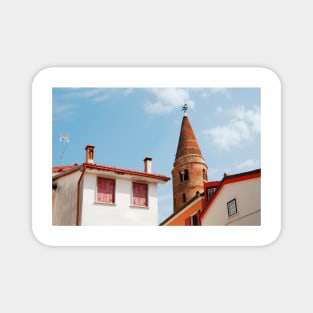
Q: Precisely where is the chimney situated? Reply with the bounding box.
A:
[85,145,95,164]
[144,157,152,173]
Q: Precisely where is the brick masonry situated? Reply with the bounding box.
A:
[172,116,208,213]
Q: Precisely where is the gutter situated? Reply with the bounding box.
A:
[76,164,87,226]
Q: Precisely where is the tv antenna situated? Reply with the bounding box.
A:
[59,133,70,165]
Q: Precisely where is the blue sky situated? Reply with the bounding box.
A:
[53,87,261,223]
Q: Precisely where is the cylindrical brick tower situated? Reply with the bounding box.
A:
[172,113,208,213]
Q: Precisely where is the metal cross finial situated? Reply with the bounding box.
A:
[182,103,188,114]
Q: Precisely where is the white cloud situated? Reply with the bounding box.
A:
[235,159,260,170]
[144,88,194,114]
[81,89,105,97]
[216,106,223,113]
[233,105,260,133]
[204,105,260,151]
[83,89,110,102]
[53,103,78,121]
[66,88,110,103]
[200,88,231,99]
[207,125,244,150]
[123,88,133,95]
[211,88,226,93]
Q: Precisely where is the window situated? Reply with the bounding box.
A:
[207,187,216,201]
[97,177,115,204]
[182,193,186,202]
[191,214,199,225]
[203,169,207,181]
[185,211,201,226]
[180,169,189,182]
[227,198,237,217]
[132,182,148,207]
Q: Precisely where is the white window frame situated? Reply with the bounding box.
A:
[227,198,238,217]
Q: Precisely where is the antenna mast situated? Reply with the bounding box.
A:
[59,133,70,165]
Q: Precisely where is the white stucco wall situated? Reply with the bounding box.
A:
[80,173,159,226]
[53,171,81,225]
[201,177,261,226]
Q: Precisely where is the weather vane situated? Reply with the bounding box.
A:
[182,102,188,115]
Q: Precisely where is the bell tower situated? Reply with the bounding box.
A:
[172,105,208,213]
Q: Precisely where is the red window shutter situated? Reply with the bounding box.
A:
[97,178,115,203]
[185,217,191,226]
[97,178,105,202]
[133,183,148,206]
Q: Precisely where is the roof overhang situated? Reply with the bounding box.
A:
[52,163,170,184]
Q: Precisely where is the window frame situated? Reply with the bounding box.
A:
[96,177,116,204]
[227,198,238,217]
[180,169,189,182]
[185,211,201,226]
[131,182,149,208]
[190,214,198,225]
[203,169,207,181]
[206,187,216,202]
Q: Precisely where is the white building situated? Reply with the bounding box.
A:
[200,169,261,226]
[52,145,170,226]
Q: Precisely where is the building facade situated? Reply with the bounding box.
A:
[200,169,261,226]
[52,145,170,226]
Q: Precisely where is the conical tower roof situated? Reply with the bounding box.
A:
[175,115,203,161]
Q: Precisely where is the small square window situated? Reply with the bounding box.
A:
[227,198,237,217]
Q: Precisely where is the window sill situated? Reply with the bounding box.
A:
[228,212,239,218]
[95,202,116,206]
[130,205,149,209]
